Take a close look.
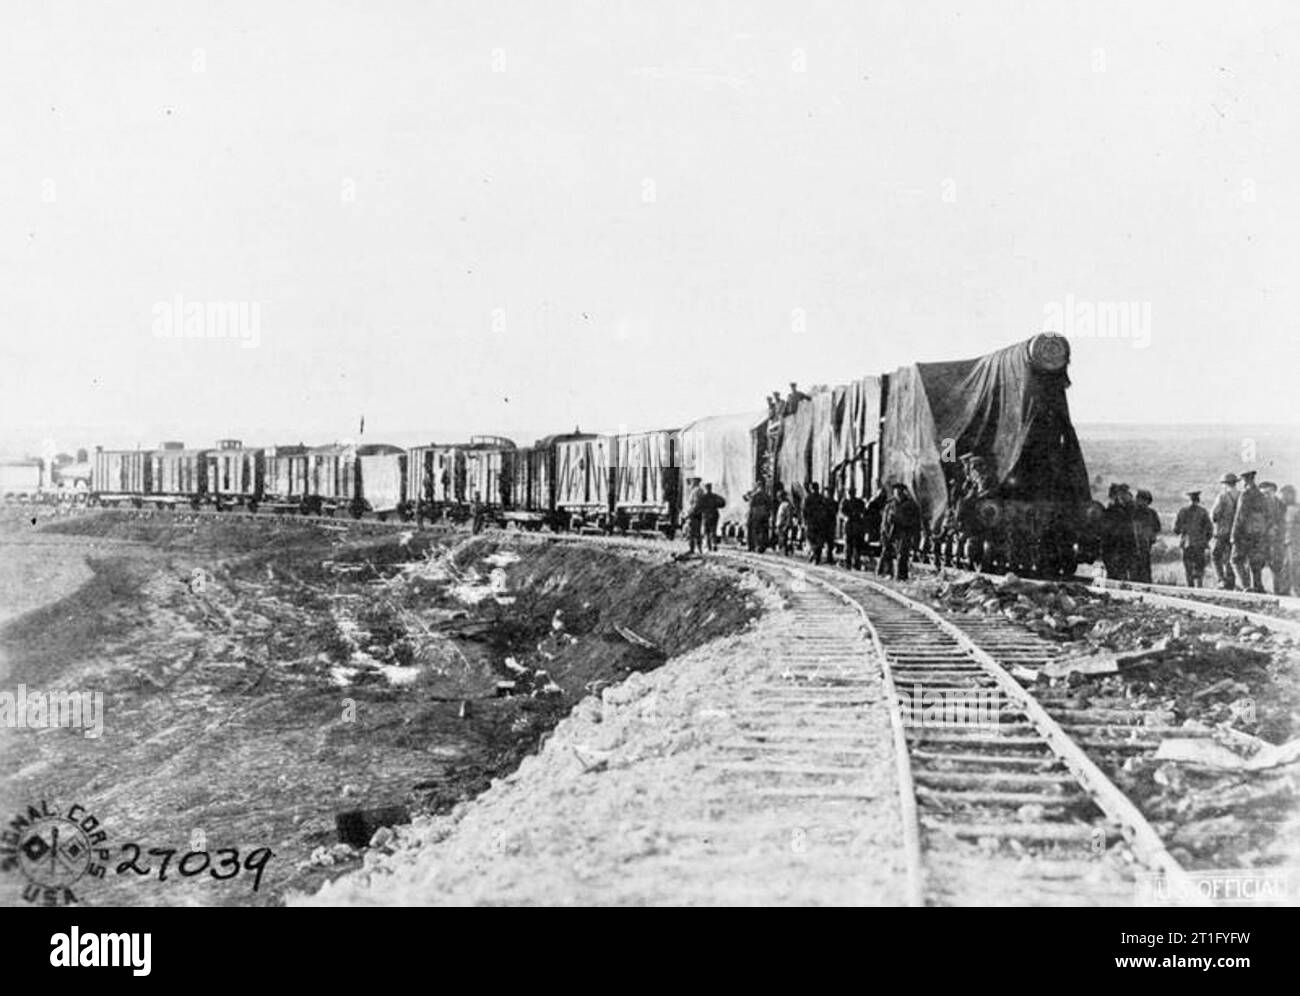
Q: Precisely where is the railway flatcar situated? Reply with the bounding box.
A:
[879,333,1092,576]
[206,440,264,510]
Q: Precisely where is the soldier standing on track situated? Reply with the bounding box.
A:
[745,487,771,553]
[1210,472,1239,589]
[1282,484,1299,596]
[882,482,921,581]
[774,488,795,556]
[1101,483,1135,581]
[684,476,705,554]
[700,483,726,552]
[839,486,868,570]
[866,482,890,576]
[1231,470,1269,593]
[1130,489,1161,583]
[1173,490,1213,587]
[803,482,832,564]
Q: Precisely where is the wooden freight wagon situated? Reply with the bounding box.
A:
[357,450,407,518]
[205,440,265,510]
[148,442,210,506]
[262,445,310,510]
[551,431,612,531]
[92,448,152,505]
[612,428,680,535]
[464,436,515,510]
[502,445,554,529]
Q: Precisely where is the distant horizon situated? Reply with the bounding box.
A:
[5,418,1299,464]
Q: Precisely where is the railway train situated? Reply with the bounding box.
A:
[13,333,1098,576]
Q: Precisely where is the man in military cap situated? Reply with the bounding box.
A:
[803,482,833,564]
[1101,483,1135,580]
[1259,481,1288,594]
[1210,472,1239,589]
[1174,490,1213,587]
[839,485,868,570]
[1130,488,1161,583]
[882,482,922,581]
[1231,470,1269,593]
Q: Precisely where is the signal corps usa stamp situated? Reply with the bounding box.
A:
[0,799,111,907]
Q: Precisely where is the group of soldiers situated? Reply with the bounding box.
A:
[729,479,923,580]
[1099,483,1163,583]
[1202,471,1297,594]
[681,478,729,553]
[1102,470,1298,595]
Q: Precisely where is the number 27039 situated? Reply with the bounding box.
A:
[116,844,273,892]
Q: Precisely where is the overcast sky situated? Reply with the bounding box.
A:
[2,0,1297,457]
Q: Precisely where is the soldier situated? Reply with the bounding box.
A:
[1231,470,1269,593]
[882,482,922,581]
[745,487,772,553]
[803,482,832,564]
[1260,481,1288,594]
[783,382,810,416]
[774,488,795,556]
[1130,489,1161,583]
[1282,484,1299,596]
[684,476,705,554]
[1173,490,1213,587]
[700,483,726,552]
[839,486,868,570]
[866,482,890,575]
[1100,483,1135,581]
[1210,472,1239,589]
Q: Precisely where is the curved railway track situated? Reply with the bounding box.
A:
[720,552,1207,906]
[3,508,1243,903]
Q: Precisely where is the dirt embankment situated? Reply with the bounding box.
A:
[0,514,762,906]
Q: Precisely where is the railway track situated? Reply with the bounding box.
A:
[719,552,1206,906]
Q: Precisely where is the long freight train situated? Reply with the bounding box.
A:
[34,334,1098,575]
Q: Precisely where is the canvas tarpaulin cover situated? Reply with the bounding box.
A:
[680,411,763,528]
[360,454,403,511]
[881,336,1091,531]
[555,437,609,507]
[778,377,882,498]
[614,430,673,507]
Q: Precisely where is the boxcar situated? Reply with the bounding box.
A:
[262,445,310,508]
[612,428,680,535]
[149,443,210,505]
[206,439,264,509]
[92,448,152,505]
[464,436,515,510]
[678,413,765,534]
[552,432,611,530]
[358,450,407,517]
